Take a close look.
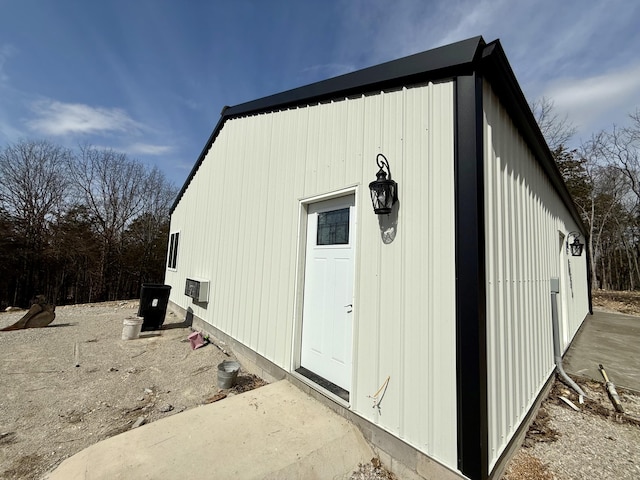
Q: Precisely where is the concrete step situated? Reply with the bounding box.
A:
[46,380,373,480]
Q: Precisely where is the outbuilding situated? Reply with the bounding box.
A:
[166,36,590,480]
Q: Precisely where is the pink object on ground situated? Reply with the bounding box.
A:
[188,332,205,350]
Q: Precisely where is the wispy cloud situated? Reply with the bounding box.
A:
[435,0,508,47]
[27,100,143,136]
[0,44,18,82]
[127,143,173,155]
[544,63,640,134]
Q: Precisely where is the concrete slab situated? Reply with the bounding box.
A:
[564,309,640,393]
[46,381,373,480]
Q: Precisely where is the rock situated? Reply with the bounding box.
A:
[131,417,146,429]
[159,404,174,413]
[144,388,153,394]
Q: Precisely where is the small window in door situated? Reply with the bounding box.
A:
[317,208,349,245]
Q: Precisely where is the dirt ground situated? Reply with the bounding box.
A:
[1,291,638,480]
[591,289,640,316]
[0,301,266,479]
[502,290,640,480]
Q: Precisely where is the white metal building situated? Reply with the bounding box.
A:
[166,37,590,480]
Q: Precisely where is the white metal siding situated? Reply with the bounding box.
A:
[483,84,589,470]
[167,81,458,468]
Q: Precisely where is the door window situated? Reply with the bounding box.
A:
[317,208,349,245]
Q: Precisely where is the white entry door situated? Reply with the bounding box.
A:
[301,195,355,392]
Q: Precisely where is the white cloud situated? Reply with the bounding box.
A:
[338,0,640,144]
[544,64,640,136]
[127,143,173,155]
[435,0,509,48]
[27,100,143,136]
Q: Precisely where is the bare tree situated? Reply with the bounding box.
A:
[586,113,640,290]
[69,146,147,241]
[530,96,577,154]
[0,139,177,306]
[67,146,148,300]
[598,125,640,199]
[576,138,627,290]
[121,166,177,295]
[0,139,71,305]
[66,146,177,300]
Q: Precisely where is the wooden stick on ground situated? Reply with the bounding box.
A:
[74,342,80,367]
[599,364,625,414]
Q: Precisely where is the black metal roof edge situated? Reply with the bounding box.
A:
[479,40,588,236]
[172,36,588,237]
[224,35,485,117]
[171,111,227,213]
[170,36,486,213]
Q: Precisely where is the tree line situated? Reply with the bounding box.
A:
[533,99,640,291]
[0,140,177,308]
[2,101,639,308]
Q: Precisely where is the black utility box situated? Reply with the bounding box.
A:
[138,283,172,331]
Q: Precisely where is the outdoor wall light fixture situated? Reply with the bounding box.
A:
[566,231,585,257]
[368,153,398,215]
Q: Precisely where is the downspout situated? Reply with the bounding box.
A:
[550,277,586,403]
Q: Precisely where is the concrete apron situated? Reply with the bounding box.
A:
[46,381,373,480]
[563,309,640,393]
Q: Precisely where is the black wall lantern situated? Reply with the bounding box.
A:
[368,153,398,215]
[566,231,585,256]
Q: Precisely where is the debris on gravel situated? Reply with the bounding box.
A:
[503,377,640,480]
[350,457,397,480]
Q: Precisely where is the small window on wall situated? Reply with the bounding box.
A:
[167,232,179,269]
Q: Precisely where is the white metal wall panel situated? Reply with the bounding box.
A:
[483,84,589,470]
[351,83,458,465]
[166,81,458,469]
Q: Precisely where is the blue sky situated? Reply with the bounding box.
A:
[1,0,639,188]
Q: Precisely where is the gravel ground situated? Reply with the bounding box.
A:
[503,369,640,479]
[0,301,393,480]
[503,291,640,480]
[0,301,266,479]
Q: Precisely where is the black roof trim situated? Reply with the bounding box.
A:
[479,40,587,235]
[171,36,485,213]
[171,36,587,237]
[224,36,484,117]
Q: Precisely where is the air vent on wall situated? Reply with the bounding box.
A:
[185,278,209,303]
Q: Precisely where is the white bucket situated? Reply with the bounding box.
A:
[122,316,144,340]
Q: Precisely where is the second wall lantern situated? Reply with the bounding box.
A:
[368,153,398,215]
[566,231,585,257]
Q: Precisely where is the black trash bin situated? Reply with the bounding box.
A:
[138,284,172,331]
